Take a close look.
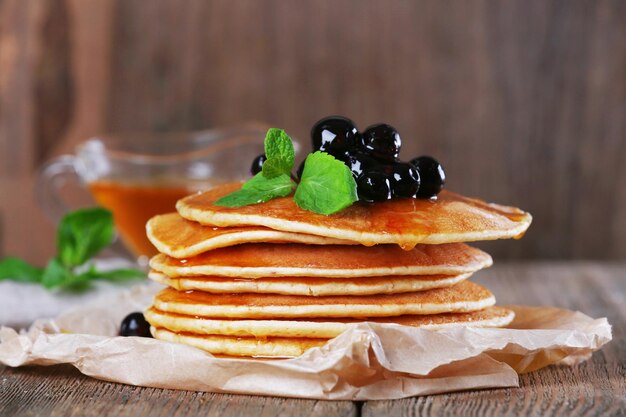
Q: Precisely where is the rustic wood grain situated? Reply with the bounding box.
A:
[0,0,72,170]
[0,0,41,177]
[33,0,73,165]
[52,0,115,157]
[0,365,357,417]
[104,0,626,261]
[1,0,626,264]
[0,178,56,261]
[0,0,53,264]
[0,0,114,264]
[363,263,626,417]
[0,263,623,416]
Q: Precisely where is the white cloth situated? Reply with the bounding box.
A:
[0,258,143,329]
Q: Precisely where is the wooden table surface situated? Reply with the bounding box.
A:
[1,262,624,417]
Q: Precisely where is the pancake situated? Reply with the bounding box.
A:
[149,243,492,278]
[147,213,354,258]
[151,327,326,357]
[145,306,515,339]
[177,183,532,248]
[152,281,495,319]
[149,270,472,296]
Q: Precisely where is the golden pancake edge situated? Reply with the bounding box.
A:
[149,270,472,296]
[147,213,353,258]
[152,281,495,319]
[151,327,326,358]
[176,183,532,248]
[146,305,515,339]
[149,243,492,278]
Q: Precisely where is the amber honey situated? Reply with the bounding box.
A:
[88,180,199,257]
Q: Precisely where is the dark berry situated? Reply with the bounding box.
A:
[311,116,360,156]
[410,156,445,198]
[330,150,351,165]
[346,152,380,178]
[390,162,421,198]
[119,312,152,337]
[360,123,401,161]
[250,154,267,175]
[356,171,391,203]
[296,159,306,180]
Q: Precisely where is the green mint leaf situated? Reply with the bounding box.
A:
[214,173,295,207]
[41,257,74,289]
[58,207,115,267]
[294,151,358,215]
[262,128,295,178]
[0,257,44,283]
[261,158,289,179]
[42,262,145,292]
[79,267,145,282]
[60,276,93,292]
[59,274,93,292]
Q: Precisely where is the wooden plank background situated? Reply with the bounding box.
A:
[0,0,625,264]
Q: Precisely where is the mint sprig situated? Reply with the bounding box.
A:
[215,128,298,207]
[261,128,295,179]
[215,128,358,215]
[0,207,145,291]
[58,207,115,267]
[214,172,295,207]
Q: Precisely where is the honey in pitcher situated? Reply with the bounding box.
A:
[88,180,202,257]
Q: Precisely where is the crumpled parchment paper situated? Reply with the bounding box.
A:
[0,283,612,400]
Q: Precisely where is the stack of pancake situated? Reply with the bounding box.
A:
[145,183,532,358]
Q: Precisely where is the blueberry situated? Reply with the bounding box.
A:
[410,156,445,198]
[390,162,421,198]
[360,123,401,161]
[311,116,360,156]
[346,152,380,178]
[296,159,306,180]
[356,171,392,202]
[330,150,352,165]
[119,312,152,337]
[250,154,267,176]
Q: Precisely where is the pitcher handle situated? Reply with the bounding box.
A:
[35,155,80,223]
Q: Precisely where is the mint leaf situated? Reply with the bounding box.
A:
[215,173,295,207]
[262,128,295,178]
[264,128,295,165]
[261,159,289,179]
[41,257,74,289]
[294,152,358,215]
[41,262,145,292]
[79,266,145,282]
[58,207,115,267]
[0,257,43,283]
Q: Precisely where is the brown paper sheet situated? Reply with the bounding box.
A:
[0,283,612,400]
